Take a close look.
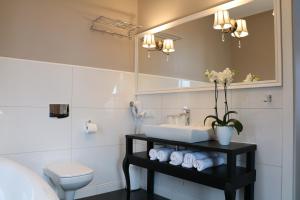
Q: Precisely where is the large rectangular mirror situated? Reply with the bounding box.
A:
[135,0,281,94]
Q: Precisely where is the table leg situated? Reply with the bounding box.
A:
[123,137,133,200]
[245,151,255,200]
[227,153,237,178]
[225,183,236,200]
[225,190,236,200]
[147,170,154,194]
[147,141,154,194]
[244,183,254,200]
[122,156,130,199]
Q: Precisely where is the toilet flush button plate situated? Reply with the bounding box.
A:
[49,104,69,118]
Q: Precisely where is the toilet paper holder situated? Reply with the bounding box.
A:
[85,120,98,133]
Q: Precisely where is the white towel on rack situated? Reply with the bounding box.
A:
[182,152,209,168]
[157,148,175,162]
[192,152,219,168]
[194,156,225,172]
[149,148,161,160]
[149,148,173,161]
[169,150,192,166]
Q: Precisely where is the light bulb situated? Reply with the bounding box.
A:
[142,34,156,49]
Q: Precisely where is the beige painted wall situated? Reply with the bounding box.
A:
[231,10,275,82]
[139,10,275,83]
[0,0,137,71]
[139,15,232,81]
[0,0,231,72]
[138,0,230,29]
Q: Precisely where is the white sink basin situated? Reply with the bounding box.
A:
[143,124,214,143]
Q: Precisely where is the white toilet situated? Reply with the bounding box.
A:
[44,163,94,200]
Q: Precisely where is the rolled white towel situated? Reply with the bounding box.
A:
[157,148,175,162]
[182,152,209,168]
[149,149,159,160]
[192,152,219,168]
[169,150,192,166]
[149,148,168,160]
[194,156,225,172]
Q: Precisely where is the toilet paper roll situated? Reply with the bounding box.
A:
[85,122,98,133]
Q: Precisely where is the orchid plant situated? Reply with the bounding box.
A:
[243,73,260,83]
[204,68,243,135]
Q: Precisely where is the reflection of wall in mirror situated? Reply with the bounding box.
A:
[138,10,275,85]
[231,10,275,82]
[139,14,231,82]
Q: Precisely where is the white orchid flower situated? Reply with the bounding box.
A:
[243,73,253,83]
[205,68,235,85]
[243,73,260,83]
[218,68,235,85]
[205,69,219,83]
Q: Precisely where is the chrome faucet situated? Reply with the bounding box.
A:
[179,107,191,126]
[166,107,191,126]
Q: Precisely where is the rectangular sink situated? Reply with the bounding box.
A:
[143,124,214,143]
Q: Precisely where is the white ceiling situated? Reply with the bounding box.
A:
[230,0,273,18]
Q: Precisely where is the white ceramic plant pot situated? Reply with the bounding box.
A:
[216,126,234,145]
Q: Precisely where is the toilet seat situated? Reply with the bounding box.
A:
[45,163,93,178]
[44,162,94,200]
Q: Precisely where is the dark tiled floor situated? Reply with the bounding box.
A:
[79,189,169,200]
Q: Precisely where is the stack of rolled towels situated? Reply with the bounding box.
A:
[149,147,175,162]
[148,148,225,172]
[186,152,225,172]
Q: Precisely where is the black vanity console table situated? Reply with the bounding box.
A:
[122,134,257,200]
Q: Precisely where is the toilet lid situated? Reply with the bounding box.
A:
[46,163,93,178]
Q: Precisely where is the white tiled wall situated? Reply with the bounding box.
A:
[0,57,135,199]
[0,56,284,200]
[137,86,283,200]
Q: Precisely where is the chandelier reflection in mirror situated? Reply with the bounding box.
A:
[213,10,249,48]
[142,34,175,61]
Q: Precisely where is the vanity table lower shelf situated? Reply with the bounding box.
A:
[122,134,257,200]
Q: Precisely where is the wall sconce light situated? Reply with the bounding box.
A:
[162,39,175,62]
[142,35,175,60]
[162,39,175,53]
[213,10,249,48]
[142,34,156,58]
[142,34,156,49]
[213,10,232,42]
[231,19,249,48]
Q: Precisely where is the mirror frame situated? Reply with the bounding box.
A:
[135,0,282,94]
